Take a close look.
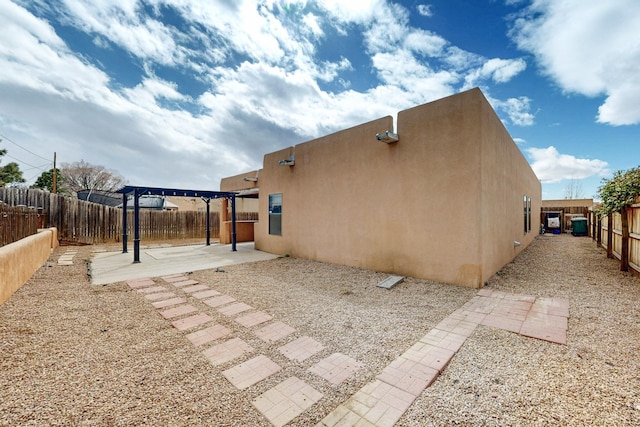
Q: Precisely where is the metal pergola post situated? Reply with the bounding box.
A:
[121,192,128,253]
[133,189,140,263]
[204,197,211,246]
[231,193,237,252]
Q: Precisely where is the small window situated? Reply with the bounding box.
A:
[269,193,282,235]
[527,196,532,232]
[523,195,532,234]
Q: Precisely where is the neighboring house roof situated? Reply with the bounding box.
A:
[76,190,121,207]
[541,199,594,208]
[116,195,179,210]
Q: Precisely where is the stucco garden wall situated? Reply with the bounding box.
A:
[0,228,58,305]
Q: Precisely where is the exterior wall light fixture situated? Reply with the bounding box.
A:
[278,155,295,166]
[243,171,259,182]
[375,131,399,143]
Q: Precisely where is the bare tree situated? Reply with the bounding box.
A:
[61,160,126,196]
[563,179,584,199]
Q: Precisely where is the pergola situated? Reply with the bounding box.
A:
[116,186,238,263]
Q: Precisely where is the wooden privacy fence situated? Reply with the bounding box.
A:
[0,203,39,247]
[125,209,221,241]
[0,188,258,245]
[590,203,640,274]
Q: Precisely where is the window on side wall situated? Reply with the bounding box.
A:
[523,195,532,234]
[269,193,282,236]
[527,196,532,232]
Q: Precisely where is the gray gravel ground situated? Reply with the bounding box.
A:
[0,234,639,426]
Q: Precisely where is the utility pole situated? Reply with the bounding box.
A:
[52,152,57,193]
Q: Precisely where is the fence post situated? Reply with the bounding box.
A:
[607,214,613,258]
[620,206,629,271]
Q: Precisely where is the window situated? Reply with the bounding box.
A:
[269,193,282,235]
[523,195,532,233]
[527,196,532,232]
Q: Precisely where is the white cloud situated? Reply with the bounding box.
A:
[403,29,447,57]
[316,0,384,24]
[0,0,538,191]
[526,146,609,183]
[58,0,184,65]
[510,0,640,125]
[302,13,324,38]
[497,96,535,126]
[463,57,526,89]
[482,58,526,83]
[0,2,119,107]
[417,4,434,17]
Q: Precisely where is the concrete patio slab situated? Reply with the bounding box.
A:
[90,242,279,285]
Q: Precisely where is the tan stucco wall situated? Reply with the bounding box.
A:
[223,88,541,288]
[0,228,58,305]
[219,221,256,244]
[220,170,260,194]
[477,96,541,284]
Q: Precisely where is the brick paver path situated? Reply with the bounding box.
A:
[254,321,296,342]
[308,353,364,386]
[126,276,569,427]
[235,311,273,328]
[253,377,323,427]
[319,288,569,426]
[222,355,282,390]
[278,336,325,362]
[186,324,232,346]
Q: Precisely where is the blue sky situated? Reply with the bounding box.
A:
[0,0,638,200]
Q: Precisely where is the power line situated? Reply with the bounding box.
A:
[2,152,52,170]
[20,162,52,172]
[0,133,51,162]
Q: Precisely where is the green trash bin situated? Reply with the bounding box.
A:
[571,217,588,236]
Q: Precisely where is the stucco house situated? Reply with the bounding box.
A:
[220,88,541,288]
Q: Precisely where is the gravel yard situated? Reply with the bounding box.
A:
[1,234,639,426]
